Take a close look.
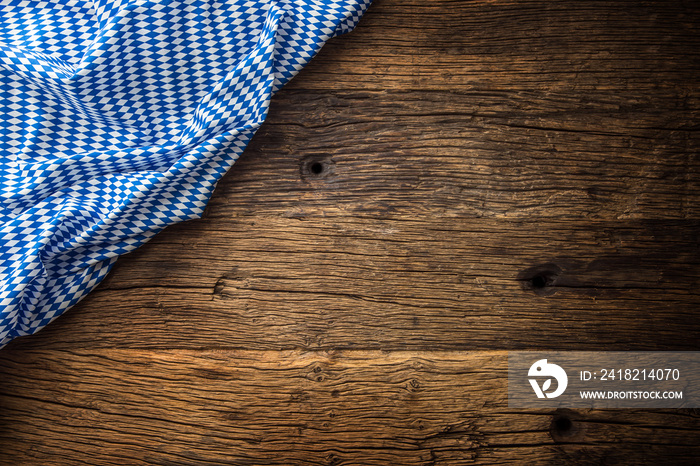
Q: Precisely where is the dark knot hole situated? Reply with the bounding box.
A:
[518,263,562,296]
[310,162,324,175]
[531,273,549,289]
[550,411,584,442]
[553,416,573,433]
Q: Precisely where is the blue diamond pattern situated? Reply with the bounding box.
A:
[0,0,372,347]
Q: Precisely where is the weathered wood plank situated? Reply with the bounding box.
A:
[1,349,699,465]
[289,0,700,93]
[2,0,699,464]
[204,89,699,220]
[6,217,698,351]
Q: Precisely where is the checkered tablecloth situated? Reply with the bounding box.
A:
[0,0,371,347]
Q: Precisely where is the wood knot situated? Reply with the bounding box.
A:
[310,161,324,175]
[550,410,586,443]
[300,155,336,181]
[518,263,562,296]
[306,364,328,382]
[406,378,422,392]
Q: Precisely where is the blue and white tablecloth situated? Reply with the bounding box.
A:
[0,0,371,347]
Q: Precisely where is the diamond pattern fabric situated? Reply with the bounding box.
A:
[0,0,372,347]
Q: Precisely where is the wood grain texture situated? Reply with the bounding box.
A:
[290,0,700,93]
[215,89,699,220]
[7,216,699,351]
[2,0,700,463]
[1,349,700,465]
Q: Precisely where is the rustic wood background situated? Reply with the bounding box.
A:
[1,0,699,464]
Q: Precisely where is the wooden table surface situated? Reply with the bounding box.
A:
[1,0,699,464]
